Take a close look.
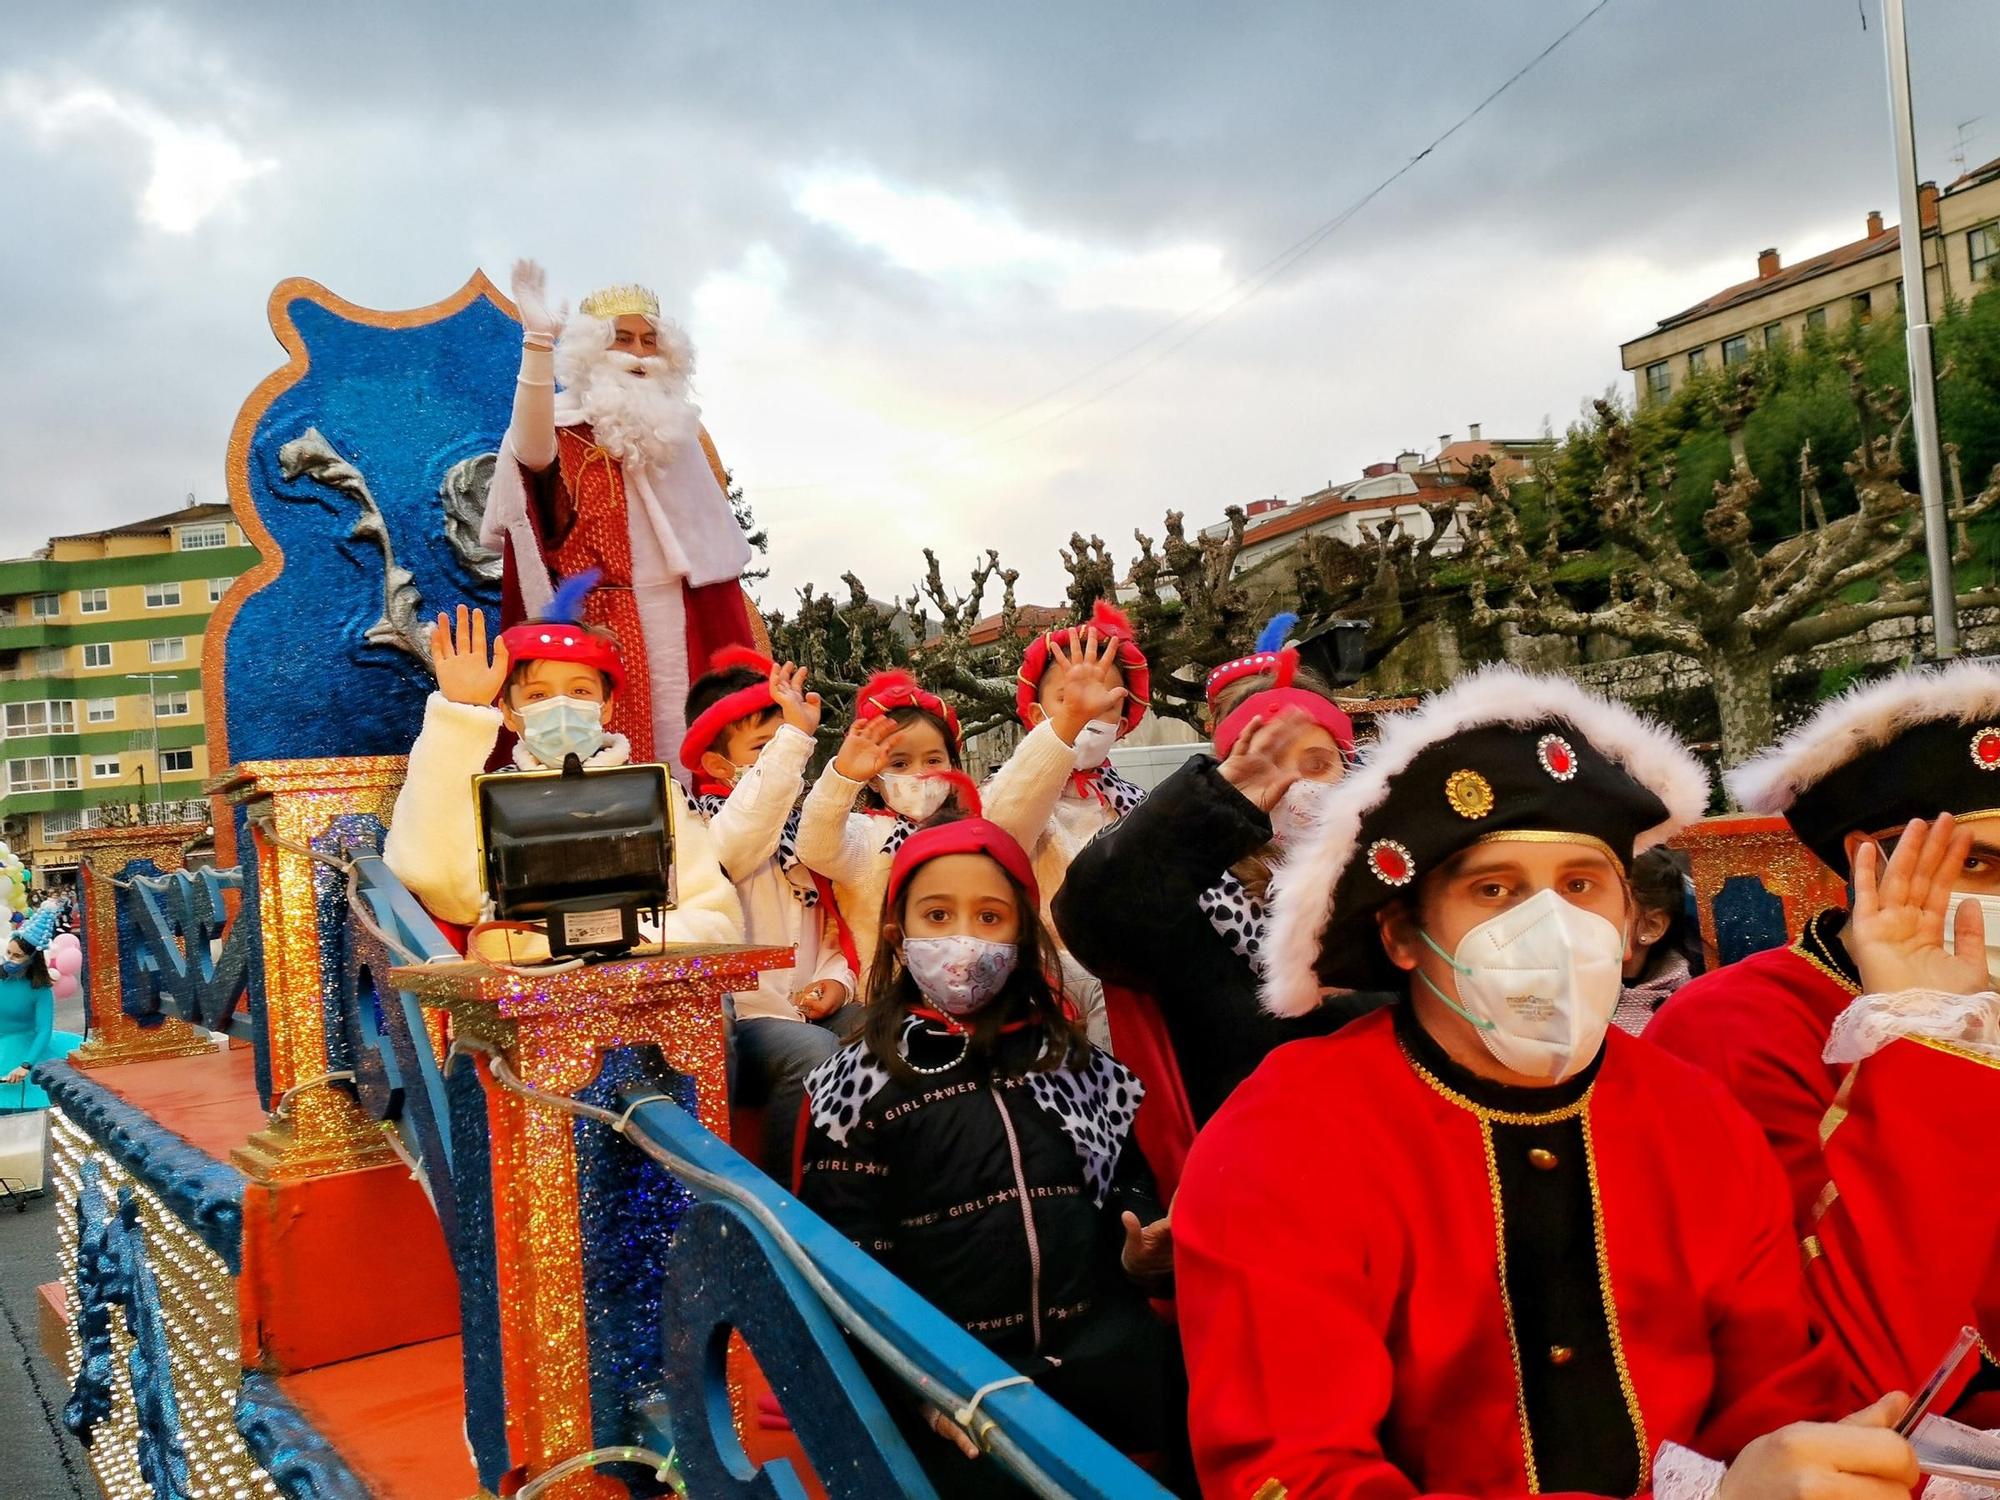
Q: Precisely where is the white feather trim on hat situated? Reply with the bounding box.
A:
[1726,660,2000,814]
[1258,665,1711,1019]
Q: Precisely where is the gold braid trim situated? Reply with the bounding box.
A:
[1480,1120,1541,1494]
[1579,1108,1652,1495]
[1909,1034,2000,1072]
[1403,1045,1596,1125]
[1789,912,1861,998]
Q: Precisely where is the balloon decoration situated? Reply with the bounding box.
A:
[0,843,29,916]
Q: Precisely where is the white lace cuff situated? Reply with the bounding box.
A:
[1823,989,2000,1065]
[1653,1442,1725,1500]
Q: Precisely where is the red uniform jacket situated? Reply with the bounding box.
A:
[1643,915,1856,1226]
[1174,1006,1851,1500]
[1649,919,2000,1423]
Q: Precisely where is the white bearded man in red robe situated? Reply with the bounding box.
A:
[480,259,759,771]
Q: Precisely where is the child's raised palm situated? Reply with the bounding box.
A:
[770,662,822,737]
[431,607,510,708]
[1048,628,1127,743]
[833,716,903,782]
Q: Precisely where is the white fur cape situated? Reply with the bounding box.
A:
[1727,660,2000,814]
[1259,665,1712,1018]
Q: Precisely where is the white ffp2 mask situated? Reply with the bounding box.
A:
[1417,888,1627,1082]
[1269,778,1336,845]
[1068,718,1120,772]
[877,773,952,823]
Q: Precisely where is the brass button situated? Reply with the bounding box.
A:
[1527,1147,1559,1170]
[1548,1345,1575,1366]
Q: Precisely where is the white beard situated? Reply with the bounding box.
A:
[556,320,701,470]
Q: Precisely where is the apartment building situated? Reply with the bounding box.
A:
[1621,155,2000,405]
[0,502,258,884]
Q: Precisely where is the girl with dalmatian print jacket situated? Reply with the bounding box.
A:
[798,810,1191,1495]
[1054,704,1389,1128]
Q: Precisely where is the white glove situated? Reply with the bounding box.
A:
[510,259,564,346]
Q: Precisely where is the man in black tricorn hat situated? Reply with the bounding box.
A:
[1173,666,1918,1500]
[1651,660,2000,1429]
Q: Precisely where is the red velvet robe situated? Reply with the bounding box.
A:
[497,423,757,767]
[1174,1008,1852,1500]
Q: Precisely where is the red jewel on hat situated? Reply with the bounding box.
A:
[1973,728,2000,770]
[1537,734,1578,781]
[1367,839,1415,887]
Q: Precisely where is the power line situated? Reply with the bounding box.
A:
[762,0,1617,491]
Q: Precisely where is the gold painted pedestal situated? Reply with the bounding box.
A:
[214,757,408,1181]
[62,822,215,1069]
[392,944,790,1500]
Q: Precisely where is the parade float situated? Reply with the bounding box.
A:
[24,272,1833,1500]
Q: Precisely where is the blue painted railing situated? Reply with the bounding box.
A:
[118,863,252,1033]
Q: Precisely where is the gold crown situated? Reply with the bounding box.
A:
[578,283,661,320]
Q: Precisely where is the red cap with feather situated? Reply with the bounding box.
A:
[854,669,961,742]
[497,570,627,698]
[679,645,780,773]
[1014,600,1150,735]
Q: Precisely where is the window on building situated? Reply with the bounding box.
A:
[208,577,233,604]
[159,749,195,776]
[178,524,228,551]
[1851,291,1873,326]
[153,692,191,718]
[4,701,77,737]
[1763,322,1785,350]
[29,593,60,619]
[1896,280,1906,310]
[40,810,82,837]
[82,643,112,669]
[78,588,109,615]
[148,638,186,664]
[91,757,121,780]
[1686,346,1707,375]
[35,647,67,675]
[1806,305,1829,333]
[1721,334,1750,366]
[7,756,81,792]
[1972,224,1999,284]
[144,580,182,609]
[85,699,117,724]
[1645,362,1671,401]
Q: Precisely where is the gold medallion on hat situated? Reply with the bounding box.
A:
[1445,768,1495,820]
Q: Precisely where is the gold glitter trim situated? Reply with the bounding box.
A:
[1789,913,1862,999]
[1810,1179,1841,1224]
[1473,830,1622,865]
[1579,1108,1652,1493]
[1480,1120,1540,1494]
[1446,769,1496,820]
[1252,1484,1289,1500]
[1802,1234,1825,1263]
[1403,1043,1597,1126]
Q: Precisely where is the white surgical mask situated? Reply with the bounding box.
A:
[1416,888,1627,1082]
[1269,778,1336,845]
[1942,891,2000,982]
[1068,717,1120,772]
[903,935,1019,1016]
[877,772,952,822]
[518,696,608,766]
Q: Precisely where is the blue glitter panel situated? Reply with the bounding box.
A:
[574,1046,698,1463]
[113,858,169,1026]
[223,282,515,762]
[236,1372,372,1500]
[1712,874,1789,966]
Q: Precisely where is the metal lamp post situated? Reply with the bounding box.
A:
[1880,0,1959,657]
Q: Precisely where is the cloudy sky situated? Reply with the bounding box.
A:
[2,1,1995,613]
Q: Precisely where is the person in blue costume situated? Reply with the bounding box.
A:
[0,901,82,1111]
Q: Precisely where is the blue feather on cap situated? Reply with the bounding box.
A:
[543,569,603,626]
[1255,612,1298,655]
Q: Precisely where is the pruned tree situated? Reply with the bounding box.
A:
[905,547,1024,738]
[1466,369,2000,765]
[1285,489,1472,673]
